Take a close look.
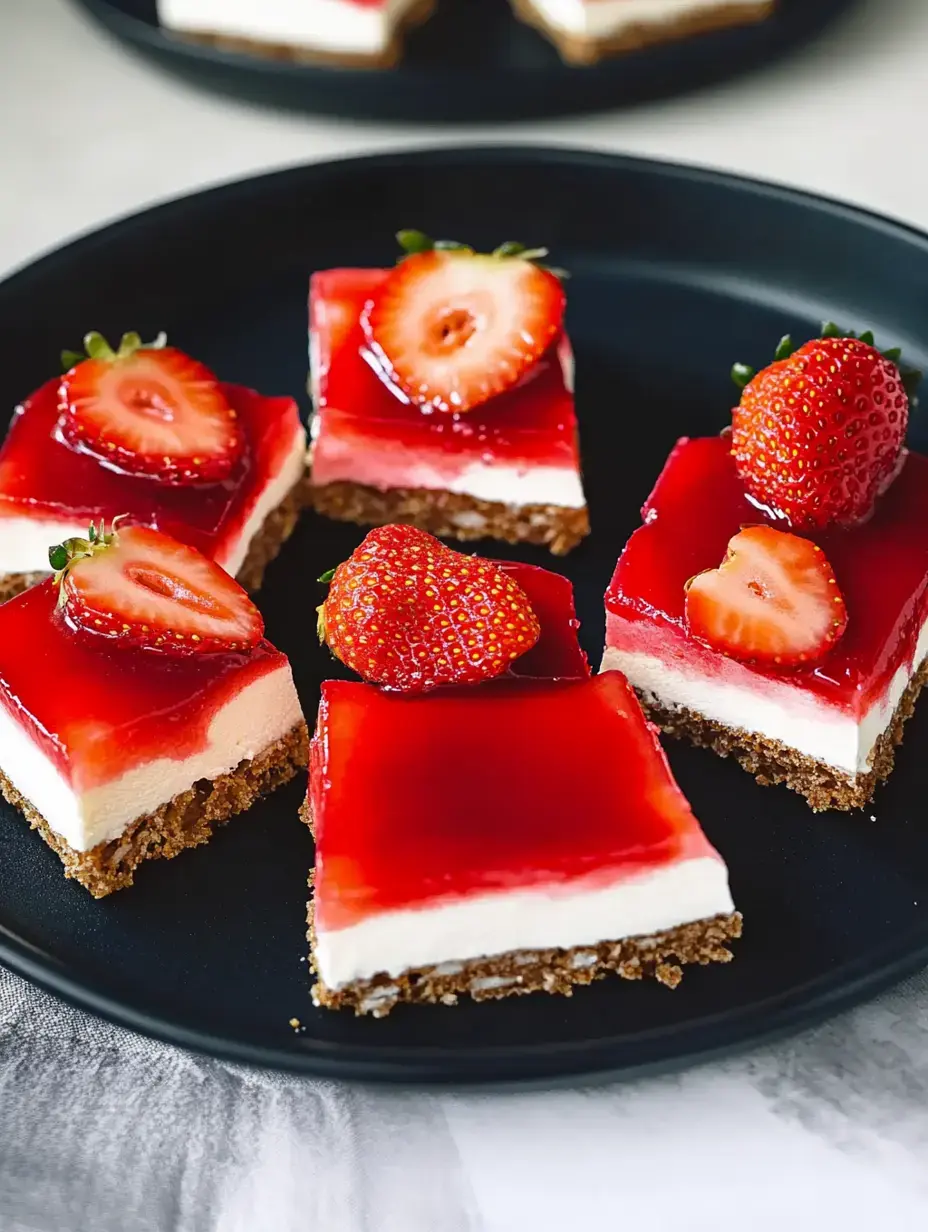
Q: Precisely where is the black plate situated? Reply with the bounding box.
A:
[2,146,928,1086]
[74,0,857,122]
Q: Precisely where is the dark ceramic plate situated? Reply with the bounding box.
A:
[1,147,928,1085]
[73,0,857,122]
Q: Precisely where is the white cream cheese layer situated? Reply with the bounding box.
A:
[0,425,307,583]
[214,423,308,578]
[314,855,734,989]
[602,613,928,777]
[157,0,420,55]
[0,663,303,853]
[524,0,765,36]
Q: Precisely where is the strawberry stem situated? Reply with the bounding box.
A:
[61,330,168,372]
[48,516,127,602]
[731,323,923,402]
[394,230,569,279]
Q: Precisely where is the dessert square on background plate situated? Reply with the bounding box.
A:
[1,147,928,1084]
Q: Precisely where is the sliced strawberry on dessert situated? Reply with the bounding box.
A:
[318,524,541,692]
[59,331,244,485]
[730,326,921,530]
[362,232,566,414]
[684,525,848,668]
[50,522,264,654]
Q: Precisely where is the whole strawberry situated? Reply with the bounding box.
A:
[318,525,541,692]
[730,328,918,530]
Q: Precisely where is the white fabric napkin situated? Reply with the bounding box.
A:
[3,963,928,1232]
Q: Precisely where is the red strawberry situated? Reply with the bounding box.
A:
[51,522,264,654]
[59,331,244,485]
[362,233,566,414]
[684,526,847,669]
[730,330,915,530]
[318,525,541,692]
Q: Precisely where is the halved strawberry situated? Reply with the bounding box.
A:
[51,522,264,654]
[362,233,566,414]
[684,525,848,669]
[59,331,244,485]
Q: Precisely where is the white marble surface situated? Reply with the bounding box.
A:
[2,1,928,1229]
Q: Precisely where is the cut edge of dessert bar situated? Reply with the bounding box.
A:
[2,722,309,899]
[511,0,775,66]
[301,803,741,1019]
[157,0,437,69]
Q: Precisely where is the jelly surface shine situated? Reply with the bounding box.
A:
[311,673,716,931]
[0,582,286,792]
[310,268,581,474]
[606,436,928,713]
[0,379,303,564]
[498,560,590,680]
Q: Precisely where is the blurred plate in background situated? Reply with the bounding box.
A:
[73,0,858,123]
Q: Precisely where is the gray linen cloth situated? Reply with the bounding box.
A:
[3,963,928,1232]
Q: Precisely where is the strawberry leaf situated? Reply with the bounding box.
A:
[318,568,336,584]
[396,229,435,255]
[774,335,795,362]
[48,544,68,572]
[731,362,756,390]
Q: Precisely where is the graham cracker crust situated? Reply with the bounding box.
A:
[0,721,309,898]
[172,0,436,69]
[311,479,590,556]
[639,660,928,813]
[0,474,309,604]
[307,892,742,1017]
[512,0,774,63]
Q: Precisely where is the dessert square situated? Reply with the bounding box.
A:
[307,672,738,1016]
[0,347,308,601]
[308,266,589,555]
[513,0,775,64]
[0,533,308,897]
[156,0,436,67]
[604,435,928,811]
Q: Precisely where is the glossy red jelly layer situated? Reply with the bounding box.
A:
[606,436,928,715]
[0,379,303,568]
[497,560,589,680]
[311,672,717,931]
[310,269,581,481]
[0,581,287,791]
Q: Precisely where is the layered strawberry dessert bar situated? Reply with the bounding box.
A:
[0,524,307,896]
[309,234,589,556]
[604,330,927,811]
[0,332,307,600]
[514,0,775,63]
[306,526,739,1016]
[156,0,435,66]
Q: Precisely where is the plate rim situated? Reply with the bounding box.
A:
[3,143,928,1084]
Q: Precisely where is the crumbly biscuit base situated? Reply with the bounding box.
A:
[0,721,309,897]
[173,0,436,69]
[511,0,774,64]
[0,473,309,603]
[638,660,928,812]
[307,891,742,1017]
[310,479,590,556]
